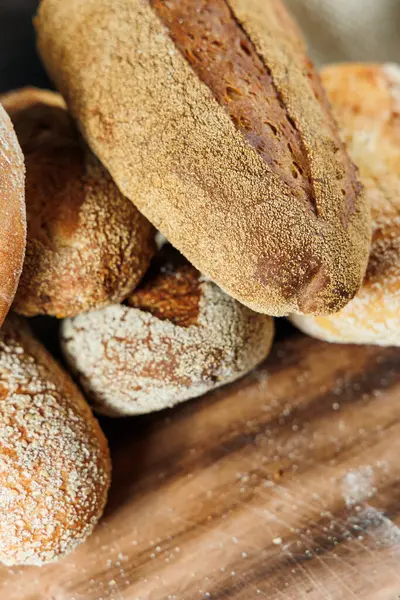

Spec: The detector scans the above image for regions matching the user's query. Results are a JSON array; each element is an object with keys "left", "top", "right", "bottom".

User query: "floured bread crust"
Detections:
[
  {"left": 60, "top": 248, "right": 274, "bottom": 416},
  {"left": 36, "top": 0, "right": 370, "bottom": 316},
  {"left": 291, "top": 63, "right": 400, "bottom": 346},
  {"left": 0, "top": 103, "right": 26, "bottom": 326},
  {"left": 0, "top": 315, "right": 111, "bottom": 566},
  {"left": 1, "top": 88, "right": 155, "bottom": 318}
]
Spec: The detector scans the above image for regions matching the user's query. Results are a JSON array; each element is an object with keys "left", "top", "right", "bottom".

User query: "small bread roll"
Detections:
[
  {"left": 36, "top": 0, "right": 371, "bottom": 317},
  {"left": 291, "top": 63, "right": 400, "bottom": 346},
  {"left": 61, "top": 248, "right": 274, "bottom": 416},
  {"left": 0, "top": 315, "right": 111, "bottom": 566},
  {"left": 1, "top": 87, "right": 155, "bottom": 318},
  {"left": 0, "top": 103, "right": 25, "bottom": 326}
]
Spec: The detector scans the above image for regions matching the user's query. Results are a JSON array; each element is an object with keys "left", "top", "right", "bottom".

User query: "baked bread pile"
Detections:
[{"left": 0, "top": 0, "right": 396, "bottom": 567}]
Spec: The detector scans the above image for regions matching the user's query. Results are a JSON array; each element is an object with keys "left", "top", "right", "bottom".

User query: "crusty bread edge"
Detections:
[{"left": 0, "top": 104, "right": 26, "bottom": 326}]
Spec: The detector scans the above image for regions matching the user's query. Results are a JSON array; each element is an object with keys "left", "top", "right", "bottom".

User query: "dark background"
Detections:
[{"left": 0, "top": 0, "right": 49, "bottom": 93}]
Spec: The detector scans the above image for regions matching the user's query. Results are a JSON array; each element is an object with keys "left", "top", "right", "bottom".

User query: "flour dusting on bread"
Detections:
[
  {"left": 61, "top": 251, "right": 274, "bottom": 416},
  {"left": 0, "top": 316, "right": 110, "bottom": 566}
]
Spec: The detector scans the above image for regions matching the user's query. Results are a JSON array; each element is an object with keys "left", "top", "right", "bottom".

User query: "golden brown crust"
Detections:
[
  {"left": 36, "top": 0, "right": 370, "bottom": 316},
  {"left": 291, "top": 63, "right": 400, "bottom": 346},
  {"left": 0, "top": 104, "right": 26, "bottom": 326},
  {"left": 127, "top": 246, "right": 201, "bottom": 327},
  {"left": 2, "top": 88, "right": 156, "bottom": 318},
  {"left": 61, "top": 249, "right": 274, "bottom": 416},
  {"left": 0, "top": 315, "right": 111, "bottom": 566}
]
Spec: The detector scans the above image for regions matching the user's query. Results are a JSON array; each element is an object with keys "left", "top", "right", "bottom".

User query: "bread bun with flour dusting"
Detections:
[
  {"left": 36, "top": 0, "right": 371, "bottom": 317},
  {"left": 0, "top": 315, "right": 110, "bottom": 566},
  {"left": 61, "top": 247, "right": 274, "bottom": 416},
  {"left": 0, "top": 103, "right": 25, "bottom": 326},
  {"left": 291, "top": 64, "right": 400, "bottom": 346},
  {"left": 1, "top": 87, "right": 155, "bottom": 318}
]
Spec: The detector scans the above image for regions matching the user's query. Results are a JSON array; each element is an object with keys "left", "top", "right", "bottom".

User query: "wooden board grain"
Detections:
[{"left": 1, "top": 330, "right": 400, "bottom": 600}]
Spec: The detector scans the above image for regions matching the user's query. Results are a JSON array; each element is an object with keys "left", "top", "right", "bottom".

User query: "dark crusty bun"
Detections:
[
  {"left": 60, "top": 247, "right": 274, "bottom": 416},
  {"left": 36, "top": 0, "right": 371, "bottom": 317},
  {"left": 0, "top": 315, "right": 110, "bottom": 566},
  {"left": 1, "top": 87, "right": 155, "bottom": 318},
  {"left": 291, "top": 63, "right": 400, "bottom": 346},
  {"left": 0, "top": 103, "right": 25, "bottom": 326}
]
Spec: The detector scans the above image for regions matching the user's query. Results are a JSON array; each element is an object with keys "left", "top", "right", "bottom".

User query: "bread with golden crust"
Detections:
[
  {"left": 0, "top": 103, "right": 25, "bottom": 326},
  {"left": 61, "top": 247, "right": 274, "bottom": 416},
  {"left": 36, "top": 0, "right": 370, "bottom": 316},
  {"left": 291, "top": 63, "right": 400, "bottom": 346},
  {"left": 0, "top": 315, "right": 111, "bottom": 566},
  {"left": 1, "top": 87, "right": 155, "bottom": 318}
]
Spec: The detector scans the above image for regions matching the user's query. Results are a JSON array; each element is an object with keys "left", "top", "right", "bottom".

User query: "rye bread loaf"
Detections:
[
  {"left": 1, "top": 87, "right": 155, "bottom": 318},
  {"left": 0, "top": 315, "right": 110, "bottom": 566},
  {"left": 36, "top": 0, "right": 371, "bottom": 316},
  {"left": 291, "top": 64, "right": 400, "bottom": 346},
  {"left": 60, "top": 247, "right": 274, "bottom": 416},
  {"left": 0, "top": 103, "right": 25, "bottom": 326}
]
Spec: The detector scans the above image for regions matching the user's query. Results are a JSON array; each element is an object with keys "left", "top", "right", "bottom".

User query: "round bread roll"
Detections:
[
  {"left": 291, "top": 63, "right": 400, "bottom": 346},
  {"left": 36, "top": 0, "right": 371, "bottom": 317},
  {"left": 0, "top": 87, "right": 155, "bottom": 318},
  {"left": 0, "top": 103, "right": 25, "bottom": 326},
  {"left": 0, "top": 315, "right": 111, "bottom": 566},
  {"left": 61, "top": 247, "right": 274, "bottom": 416}
]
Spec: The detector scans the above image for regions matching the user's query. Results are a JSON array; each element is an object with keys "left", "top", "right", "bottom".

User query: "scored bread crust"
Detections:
[
  {"left": 36, "top": 0, "right": 370, "bottom": 316},
  {"left": 291, "top": 63, "right": 400, "bottom": 346},
  {"left": 0, "top": 104, "right": 26, "bottom": 326},
  {"left": 1, "top": 87, "right": 155, "bottom": 318},
  {"left": 0, "top": 315, "right": 111, "bottom": 566},
  {"left": 60, "top": 249, "right": 274, "bottom": 416}
]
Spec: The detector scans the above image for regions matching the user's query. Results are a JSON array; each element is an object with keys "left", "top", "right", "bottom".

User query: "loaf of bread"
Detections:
[
  {"left": 1, "top": 87, "right": 155, "bottom": 318},
  {"left": 0, "top": 315, "right": 110, "bottom": 566},
  {"left": 36, "top": 0, "right": 371, "bottom": 317},
  {"left": 0, "top": 103, "right": 25, "bottom": 326},
  {"left": 291, "top": 64, "right": 400, "bottom": 346},
  {"left": 61, "top": 247, "right": 274, "bottom": 416}
]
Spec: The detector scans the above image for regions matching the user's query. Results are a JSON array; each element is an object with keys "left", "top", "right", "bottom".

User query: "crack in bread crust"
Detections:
[
  {"left": 226, "top": 0, "right": 362, "bottom": 226},
  {"left": 150, "top": 0, "right": 317, "bottom": 213}
]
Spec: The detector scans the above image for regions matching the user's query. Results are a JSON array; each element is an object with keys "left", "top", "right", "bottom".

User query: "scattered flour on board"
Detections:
[
  {"left": 341, "top": 465, "right": 400, "bottom": 549},
  {"left": 342, "top": 465, "right": 376, "bottom": 506}
]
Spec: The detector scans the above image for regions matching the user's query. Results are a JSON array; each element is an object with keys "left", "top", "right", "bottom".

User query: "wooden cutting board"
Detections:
[{"left": 1, "top": 327, "right": 400, "bottom": 600}]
